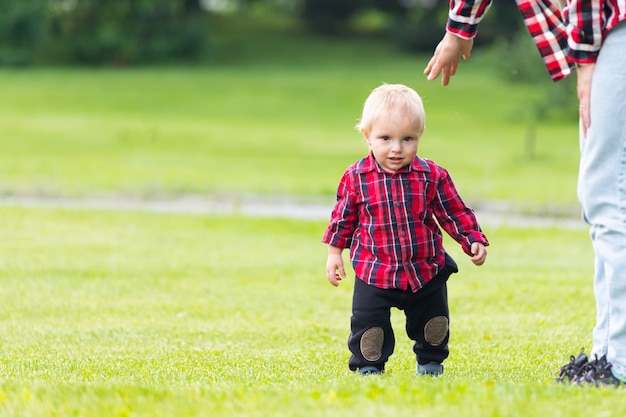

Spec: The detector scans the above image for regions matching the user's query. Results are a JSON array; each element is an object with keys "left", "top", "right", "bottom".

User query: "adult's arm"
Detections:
[{"left": 567, "top": 0, "right": 602, "bottom": 137}]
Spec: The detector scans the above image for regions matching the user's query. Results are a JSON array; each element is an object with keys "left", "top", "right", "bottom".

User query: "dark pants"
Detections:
[{"left": 347, "top": 253, "right": 457, "bottom": 371}]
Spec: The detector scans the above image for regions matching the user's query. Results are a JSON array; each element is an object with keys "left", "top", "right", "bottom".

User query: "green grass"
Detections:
[
  {"left": 0, "top": 206, "right": 620, "bottom": 417},
  {"left": 0, "top": 14, "right": 600, "bottom": 416},
  {"left": 0, "top": 14, "right": 580, "bottom": 208}
]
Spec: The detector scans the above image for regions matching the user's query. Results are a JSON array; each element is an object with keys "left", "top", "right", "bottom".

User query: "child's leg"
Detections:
[
  {"left": 348, "top": 278, "right": 397, "bottom": 372},
  {"left": 404, "top": 282, "right": 450, "bottom": 366}
]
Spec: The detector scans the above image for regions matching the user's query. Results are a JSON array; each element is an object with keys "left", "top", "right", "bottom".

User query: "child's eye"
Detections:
[
  {"left": 403, "top": 137, "right": 414, "bottom": 142},
  {"left": 381, "top": 136, "right": 390, "bottom": 141}
]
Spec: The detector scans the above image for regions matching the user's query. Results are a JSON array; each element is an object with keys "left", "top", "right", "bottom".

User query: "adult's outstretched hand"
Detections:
[{"left": 424, "top": 32, "right": 474, "bottom": 86}]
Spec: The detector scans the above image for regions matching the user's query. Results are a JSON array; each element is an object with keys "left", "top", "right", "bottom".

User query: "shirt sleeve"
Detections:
[
  {"left": 566, "top": 0, "right": 603, "bottom": 64},
  {"left": 431, "top": 166, "right": 489, "bottom": 256},
  {"left": 322, "top": 170, "right": 358, "bottom": 249},
  {"left": 518, "top": 0, "right": 574, "bottom": 81},
  {"left": 446, "top": 0, "right": 494, "bottom": 39}
]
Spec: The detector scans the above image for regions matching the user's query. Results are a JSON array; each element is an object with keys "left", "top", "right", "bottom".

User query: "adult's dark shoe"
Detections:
[
  {"left": 556, "top": 351, "right": 588, "bottom": 383},
  {"left": 572, "top": 355, "right": 623, "bottom": 387}
]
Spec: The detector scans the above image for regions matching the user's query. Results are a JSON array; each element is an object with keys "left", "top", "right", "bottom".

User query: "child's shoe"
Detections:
[
  {"left": 358, "top": 366, "right": 383, "bottom": 375},
  {"left": 416, "top": 362, "right": 443, "bottom": 376}
]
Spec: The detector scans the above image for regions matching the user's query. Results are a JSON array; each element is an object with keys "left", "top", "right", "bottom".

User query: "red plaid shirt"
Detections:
[
  {"left": 447, "top": 0, "right": 626, "bottom": 81},
  {"left": 322, "top": 154, "right": 489, "bottom": 292}
]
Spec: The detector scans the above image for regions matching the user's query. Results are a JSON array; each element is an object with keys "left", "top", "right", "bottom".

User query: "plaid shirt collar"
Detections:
[{"left": 357, "top": 153, "right": 431, "bottom": 175}]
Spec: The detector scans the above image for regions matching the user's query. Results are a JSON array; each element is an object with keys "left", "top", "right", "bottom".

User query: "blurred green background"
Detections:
[
  {"left": 0, "top": 3, "right": 607, "bottom": 416},
  {"left": 0, "top": 0, "right": 580, "bottom": 213}
]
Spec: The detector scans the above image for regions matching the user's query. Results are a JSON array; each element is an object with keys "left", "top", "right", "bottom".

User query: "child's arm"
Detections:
[
  {"left": 429, "top": 164, "right": 489, "bottom": 262},
  {"left": 326, "top": 245, "right": 346, "bottom": 287},
  {"left": 470, "top": 242, "right": 487, "bottom": 266}
]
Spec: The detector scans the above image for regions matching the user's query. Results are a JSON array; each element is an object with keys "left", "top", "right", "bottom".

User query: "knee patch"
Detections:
[
  {"left": 360, "top": 327, "right": 384, "bottom": 362},
  {"left": 424, "top": 316, "right": 448, "bottom": 346}
]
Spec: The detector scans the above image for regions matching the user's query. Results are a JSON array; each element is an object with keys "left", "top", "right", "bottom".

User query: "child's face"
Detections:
[{"left": 363, "top": 112, "right": 421, "bottom": 174}]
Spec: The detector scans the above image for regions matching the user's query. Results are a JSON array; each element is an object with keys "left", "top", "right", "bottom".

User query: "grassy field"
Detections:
[
  {"left": 0, "top": 13, "right": 606, "bottom": 417},
  {"left": 0, "top": 14, "right": 580, "bottom": 209},
  {"left": 0, "top": 206, "right": 620, "bottom": 417}
]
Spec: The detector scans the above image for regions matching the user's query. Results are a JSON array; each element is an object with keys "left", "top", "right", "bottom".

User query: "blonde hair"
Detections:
[{"left": 356, "top": 83, "right": 425, "bottom": 137}]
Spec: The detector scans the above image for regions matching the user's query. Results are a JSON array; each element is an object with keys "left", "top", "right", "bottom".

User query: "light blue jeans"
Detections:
[{"left": 577, "top": 20, "right": 626, "bottom": 378}]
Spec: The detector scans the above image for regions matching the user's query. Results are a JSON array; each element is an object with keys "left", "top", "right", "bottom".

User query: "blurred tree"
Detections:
[
  {"left": 0, "top": 0, "right": 209, "bottom": 66},
  {"left": 0, "top": 0, "right": 47, "bottom": 65},
  {"left": 0, "top": 0, "right": 530, "bottom": 65},
  {"left": 298, "top": 0, "right": 524, "bottom": 51},
  {"left": 385, "top": 0, "right": 447, "bottom": 52},
  {"left": 184, "top": 0, "right": 203, "bottom": 13},
  {"left": 300, "top": 0, "right": 362, "bottom": 34},
  {"left": 489, "top": 28, "right": 577, "bottom": 160},
  {"left": 474, "top": 0, "right": 525, "bottom": 46}
]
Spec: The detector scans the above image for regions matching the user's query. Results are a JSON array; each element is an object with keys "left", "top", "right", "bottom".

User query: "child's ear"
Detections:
[{"left": 361, "top": 130, "right": 372, "bottom": 147}]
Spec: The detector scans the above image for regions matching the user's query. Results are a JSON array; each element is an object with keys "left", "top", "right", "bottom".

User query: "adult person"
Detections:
[{"left": 424, "top": 0, "right": 626, "bottom": 386}]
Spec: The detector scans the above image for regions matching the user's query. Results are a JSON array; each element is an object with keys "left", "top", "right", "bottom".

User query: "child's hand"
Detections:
[
  {"left": 470, "top": 242, "right": 487, "bottom": 266},
  {"left": 326, "top": 254, "right": 346, "bottom": 287}
]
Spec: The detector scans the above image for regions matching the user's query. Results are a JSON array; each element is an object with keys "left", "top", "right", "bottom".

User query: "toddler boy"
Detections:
[{"left": 323, "top": 83, "right": 489, "bottom": 375}]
